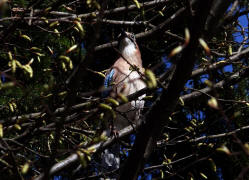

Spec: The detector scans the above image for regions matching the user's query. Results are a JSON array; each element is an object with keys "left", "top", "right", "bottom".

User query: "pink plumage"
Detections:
[
  {"left": 106, "top": 31, "right": 146, "bottom": 130},
  {"left": 101, "top": 31, "right": 146, "bottom": 174}
]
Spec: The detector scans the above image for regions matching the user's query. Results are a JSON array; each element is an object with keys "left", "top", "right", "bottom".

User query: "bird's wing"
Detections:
[{"left": 102, "top": 68, "right": 115, "bottom": 97}]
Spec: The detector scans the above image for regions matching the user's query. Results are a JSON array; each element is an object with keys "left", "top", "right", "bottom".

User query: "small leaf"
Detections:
[
  {"left": 12, "top": 102, "right": 17, "bottom": 109},
  {"left": 233, "top": 111, "right": 241, "bottom": 118},
  {"left": 106, "top": 97, "right": 119, "bottom": 106},
  {"left": 54, "top": 29, "right": 60, "bottom": 37},
  {"left": 76, "top": 151, "right": 87, "bottom": 168},
  {"left": 228, "top": 45, "right": 233, "bottom": 55},
  {"left": 15, "top": 60, "right": 22, "bottom": 68},
  {"left": 58, "top": 91, "right": 67, "bottom": 96},
  {"left": 66, "top": 44, "right": 78, "bottom": 53},
  {"left": 204, "top": 80, "right": 213, "bottom": 87},
  {"left": 47, "top": 46, "right": 54, "bottom": 55},
  {"left": 91, "top": 12, "right": 97, "bottom": 17},
  {"left": 142, "top": 95, "right": 153, "bottom": 100},
  {"left": 33, "top": 52, "right": 45, "bottom": 56},
  {"left": 216, "top": 60, "right": 226, "bottom": 65},
  {"left": 8, "top": 51, "right": 12, "bottom": 61},
  {"left": 9, "top": 103, "right": 14, "bottom": 112},
  {"left": 21, "top": 35, "right": 31, "bottom": 42},
  {"left": 69, "top": 61, "right": 73, "bottom": 70},
  {"left": 64, "top": 5, "right": 73, "bottom": 11},
  {"left": 49, "top": 21, "right": 59, "bottom": 28},
  {"left": 61, "top": 62, "right": 67, "bottom": 72},
  {"left": 99, "top": 113, "right": 104, "bottom": 120},
  {"left": 59, "top": 55, "right": 71, "bottom": 62},
  {"left": 216, "top": 145, "right": 231, "bottom": 155},
  {"left": 73, "top": 26, "right": 79, "bottom": 32},
  {"left": 160, "top": 170, "right": 164, "bottom": 179},
  {"left": 11, "top": 59, "right": 16, "bottom": 73},
  {"left": 208, "top": 143, "right": 214, "bottom": 148},
  {"left": 0, "top": 124, "right": 3, "bottom": 138},
  {"left": 100, "top": 133, "right": 108, "bottom": 141},
  {"left": 244, "top": 143, "right": 249, "bottom": 154},
  {"left": 21, "top": 163, "right": 29, "bottom": 174},
  {"left": 96, "top": 71, "right": 105, "bottom": 78},
  {"left": 117, "top": 93, "right": 128, "bottom": 103},
  {"left": 14, "top": 124, "right": 21, "bottom": 131},
  {"left": 164, "top": 133, "right": 169, "bottom": 141},
  {"left": 30, "top": 47, "right": 42, "bottom": 52},
  {"left": 0, "top": 158, "right": 11, "bottom": 168},
  {"left": 198, "top": 143, "right": 204, "bottom": 147},
  {"left": 185, "top": 28, "right": 190, "bottom": 45},
  {"left": 200, "top": 172, "right": 208, "bottom": 179},
  {"left": 169, "top": 46, "right": 183, "bottom": 57},
  {"left": 184, "top": 126, "right": 194, "bottom": 132},
  {"left": 50, "top": 133, "right": 54, "bottom": 140},
  {"left": 0, "top": 82, "right": 15, "bottom": 90},
  {"left": 188, "top": 172, "right": 194, "bottom": 180},
  {"left": 133, "top": 0, "right": 140, "bottom": 9},
  {"left": 145, "top": 69, "right": 157, "bottom": 89},
  {"left": 15, "top": 60, "right": 23, "bottom": 68},
  {"left": 44, "top": 7, "right": 52, "bottom": 12},
  {"left": 208, "top": 158, "right": 216, "bottom": 172},
  {"left": 158, "top": 11, "right": 164, "bottom": 16},
  {"left": 166, "top": 158, "right": 171, "bottom": 164},
  {"left": 111, "top": 110, "right": 117, "bottom": 119},
  {"left": 99, "top": 103, "right": 112, "bottom": 111},
  {"left": 199, "top": 38, "right": 210, "bottom": 55},
  {"left": 27, "top": 58, "right": 34, "bottom": 65},
  {"left": 201, "top": 57, "right": 209, "bottom": 62},
  {"left": 208, "top": 97, "right": 219, "bottom": 110},
  {"left": 23, "top": 64, "right": 33, "bottom": 78},
  {"left": 74, "top": 21, "right": 84, "bottom": 32},
  {"left": 41, "top": 17, "right": 48, "bottom": 23},
  {"left": 93, "top": 1, "right": 101, "bottom": 10},
  {"left": 179, "top": 97, "right": 184, "bottom": 106},
  {"left": 86, "top": 0, "right": 92, "bottom": 6},
  {"left": 190, "top": 119, "right": 197, "bottom": 127}
]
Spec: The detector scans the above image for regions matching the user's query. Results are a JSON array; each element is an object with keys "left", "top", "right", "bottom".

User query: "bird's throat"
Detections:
[{"left": 122, "top": 43, "right": 137, "bottom": 62}]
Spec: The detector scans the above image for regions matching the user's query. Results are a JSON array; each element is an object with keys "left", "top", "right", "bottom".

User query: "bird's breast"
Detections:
[{"left": 115, "top": 70, "right": 145, "bottom": 96}]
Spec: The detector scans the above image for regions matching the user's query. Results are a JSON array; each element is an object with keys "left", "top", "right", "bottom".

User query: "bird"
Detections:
[
  {"left": 103, "top": 30, "right": 146, "bottom": 131},
  {"left": 101, "top": 31, "right": 146, "bottom": 175}
]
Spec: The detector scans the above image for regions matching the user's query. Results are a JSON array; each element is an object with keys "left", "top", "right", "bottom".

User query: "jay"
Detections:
[
  {"left": 101, "top": 31, "right": 146, "bottom": 173},
  {"left": 104, "top": 31, "right": 146, "bottom": 131}
]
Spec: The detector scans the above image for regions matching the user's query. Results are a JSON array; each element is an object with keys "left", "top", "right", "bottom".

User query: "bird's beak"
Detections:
[
  {"left": 120, "top": 30, "right": 127, "bottom": 37},
  {"left": 118, "top": 29, "right": 127, "bottom": 40}
]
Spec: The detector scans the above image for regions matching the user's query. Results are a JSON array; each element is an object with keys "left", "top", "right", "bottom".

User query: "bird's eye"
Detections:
[{"left": 130, "top": 34, "right": 135, "bottom": 41}]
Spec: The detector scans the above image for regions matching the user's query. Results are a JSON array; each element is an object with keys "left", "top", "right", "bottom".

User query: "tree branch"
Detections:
[
  {"left": 119, "top": 0, "right": 214, "bottom": 179},
  {"left": 33, "top": 66, "right": 249, "bottom": 179}
]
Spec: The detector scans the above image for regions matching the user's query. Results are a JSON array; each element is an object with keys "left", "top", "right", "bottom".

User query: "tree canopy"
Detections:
[{"left": 0, "top": 0, "right": 249, "bottom": 179}]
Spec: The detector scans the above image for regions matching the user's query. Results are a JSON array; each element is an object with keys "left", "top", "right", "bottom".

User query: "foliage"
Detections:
[{"left": 0, "top": 0, "right": 249, "bottom": 179}]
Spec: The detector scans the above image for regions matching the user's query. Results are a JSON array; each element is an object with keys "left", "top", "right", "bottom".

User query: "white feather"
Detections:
[{"left": 121, "top": 37, "right": 136, "bottom": 59}]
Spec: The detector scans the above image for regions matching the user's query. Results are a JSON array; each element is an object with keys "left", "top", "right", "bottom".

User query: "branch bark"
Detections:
[
  {"left": 34, "top": 125, "right": 134, "bottom": 180},
  {"left": 119, "top": 1, "right": 230, "bottom": 179},
  {"left": 33, "top": 66, "right": 249, "bottom": 179}
]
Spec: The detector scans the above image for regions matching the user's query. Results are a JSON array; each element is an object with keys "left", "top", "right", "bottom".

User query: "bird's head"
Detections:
[
  {"left": 118, "top": 31, "right": 138, "bottom": 58},
  {"left": 118, "top": 31, "right": 136, "bottom": 47}
]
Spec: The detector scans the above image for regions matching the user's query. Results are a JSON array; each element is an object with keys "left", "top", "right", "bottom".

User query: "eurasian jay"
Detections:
[
  {"left": 101, "top": 31, "right": 146, "bottom": 174},
  {"left": 104, "top": 31, "right": 146, "bottom": 131}
]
